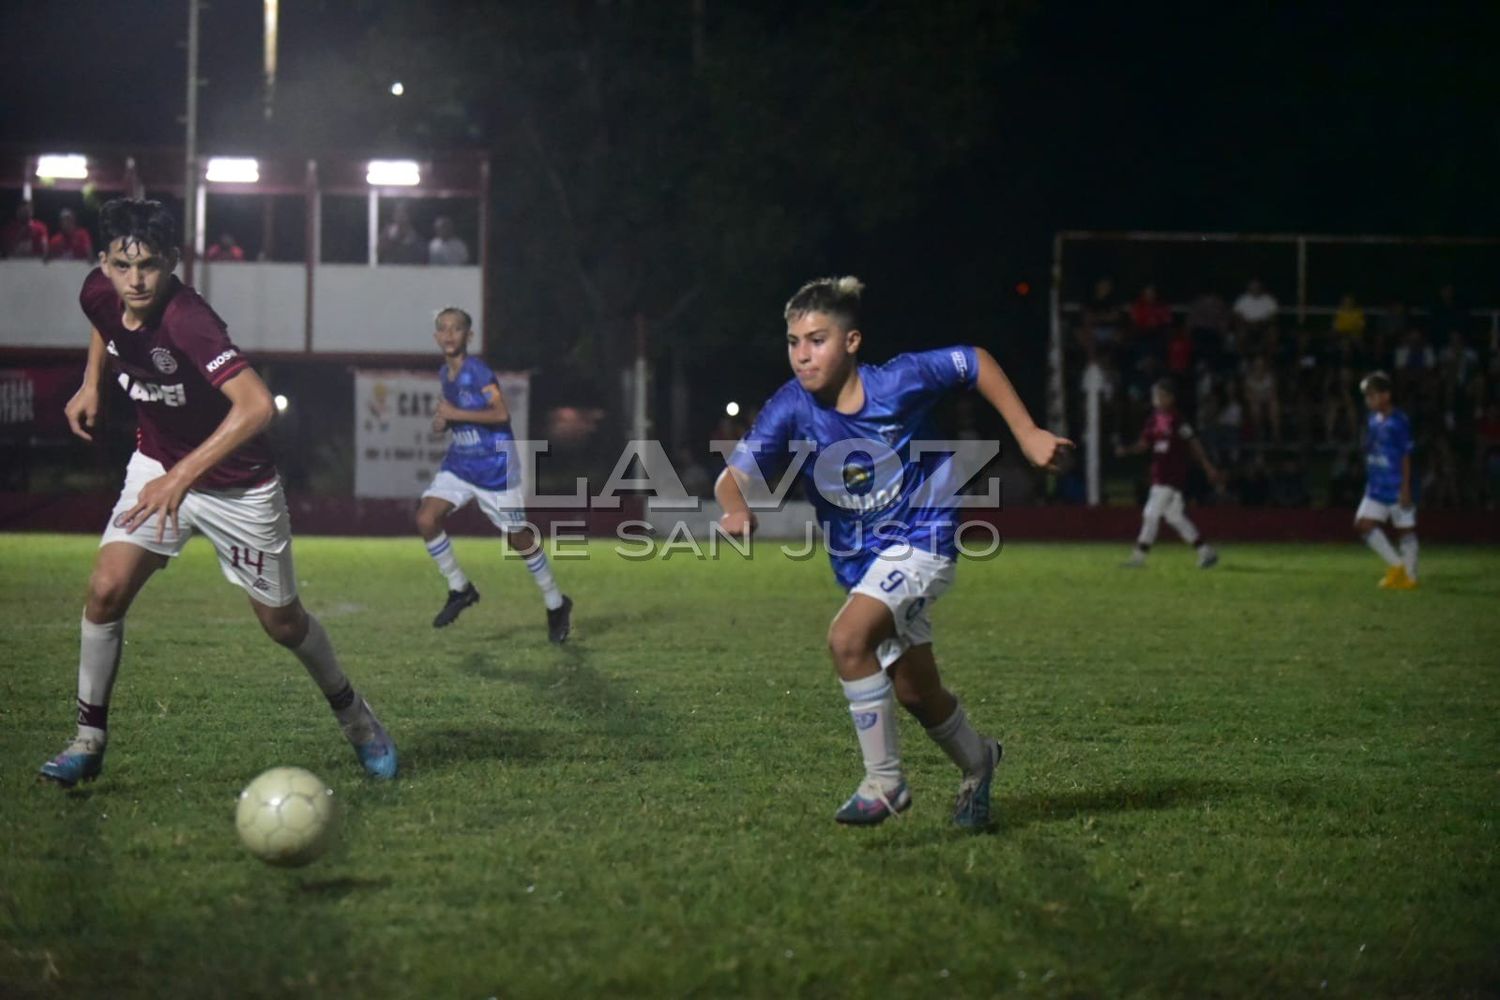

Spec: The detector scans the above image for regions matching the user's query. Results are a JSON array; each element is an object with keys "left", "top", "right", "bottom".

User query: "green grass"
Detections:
[{"left": 1, "top": 534, "right": 1497, "bottom": 998}]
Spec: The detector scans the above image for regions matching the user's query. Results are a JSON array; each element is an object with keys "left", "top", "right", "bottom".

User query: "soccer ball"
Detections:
[{"left": 235, "top": 766, "right": 338, "bottom": 867}]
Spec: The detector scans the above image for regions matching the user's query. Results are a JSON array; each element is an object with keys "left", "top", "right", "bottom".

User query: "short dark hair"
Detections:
[
  {"left": 436, "top": 306, "right": 473, "bottom": 331},
  {"left": 785, "top": 276, "right": 864, "bottom": 331},
  {"left": 99, "top": 199, "right": 179, "bottom": 256},
  {"left": 1360, "top": 370, "right": 1393, "bottom": 394}
]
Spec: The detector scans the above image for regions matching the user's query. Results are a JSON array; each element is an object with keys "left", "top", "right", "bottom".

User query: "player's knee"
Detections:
[
  {"left": 415, "top": 508, "right": 442, "bottom": 539},
  {"left": 1354, "top": 518, "right": 1375, "bottom": 536},
  {"left": 826, "top": 622, "right": 874, "bottom": 669},
  {"left": 258, "top": 603, "right": 307, "bottom": 647},
  {"left": 507, "top": 528, "right": 538, "bottom": 555},
  {"left": 86, "top": 567, "right": 134, "bottom": 621}
]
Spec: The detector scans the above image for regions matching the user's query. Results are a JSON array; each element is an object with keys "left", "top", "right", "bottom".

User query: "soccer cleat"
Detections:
[
  {"left": 1121, "top": 550, "right": 1148, "bottom": 568},
  {"left": 834, "top": 778, "right": 912, "bottom": 826},
  {"left": 1197, "top": 546, "right": 1219, "bottom": 569},
  {"left": 1381, "top": 565, "right": 1418, "bottom": 590},
  {"left": 341, "top": 700, "right": 398, "bottom": 780},
  {"left": 37, "top": 736, "right": 106, "bottom": 788},
  {"left": 432, "top": 583, "right": 480, "bottom": 628},
  {"left": 953, "top": 738, "right": 1003, "bottom": 830},
  {"left": 547, "top": 595, "right": 573, "bottom": 644}
]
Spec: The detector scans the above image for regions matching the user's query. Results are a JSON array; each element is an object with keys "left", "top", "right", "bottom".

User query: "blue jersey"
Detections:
[
  {"left": 1363, "top": 408, "right": 1411, "bottom": 504},
  {"left": 439, "top": 357, "right": 515, "bottom": 491},
  {"left": 729, "top": 346, "right": 980, "bottom": 590}
]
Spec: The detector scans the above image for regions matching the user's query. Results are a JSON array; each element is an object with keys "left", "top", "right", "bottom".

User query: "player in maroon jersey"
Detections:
[
  {"left": 37, "top": 199, "right": 397, "bottom": 786},
  {"left": 1116, "top": 379, "right": 1223, "bottom": 568}
]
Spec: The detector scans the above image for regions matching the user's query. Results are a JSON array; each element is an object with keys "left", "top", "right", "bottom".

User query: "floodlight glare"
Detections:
[
  {"left": 273, "top": 394, "right": 289, "bottom": 414},
  {"left": 390, "top": 81, "right": 405, "bottom": 96},
  {"left": 725, "top": 401, "right": 741, "bottom": 417},
  {"left": 366, "top": 159, "right": 421, "bottom": 186},
  {"left": 206, "top": 157, "right": 260, "bottom": 184},
  {"left": 36, "top": 154, "right": 88, "bottom": 180}
]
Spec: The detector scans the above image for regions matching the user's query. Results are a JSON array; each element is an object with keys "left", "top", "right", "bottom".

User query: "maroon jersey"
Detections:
[
  {"left": 1142, "top": 408, "right": 1195, "bottom": 489},
  {"left": 79, "top": 269, "right": 276, "bottom": 489}
]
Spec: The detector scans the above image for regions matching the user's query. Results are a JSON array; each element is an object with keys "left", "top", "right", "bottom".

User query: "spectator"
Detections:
[
  {"left": 1376, "top": 300, "right": 1409, "bottom": 340},
  {"left": 1213, "top": 380, "right": 1244, "bottom": 463},
  {"left": 1421, "top": 435, "right": 1461, "bottom": 509},
  {"left": 205, "top": 232, "right": 245, "bottom": 262},
  {"left": 1243, "top": 354, "right": 1281, "bottom": 443},
  {"left": 1080, "top": 276, "right": 1125, "bottom": 357},
  {"left": 1166, "top": 325, "right": 1193, "bottom": 378},
  {"left": 0, "top": 201, "right": 48, "bottom": 258},
  {"left": 1186, "top": 290, "right": 1229, "bottom": 371},
  {"left": 46, "top": 208, "right": 93, "bottom": 260},
  {"left": 1394, "top": 327, "right": 1435, "bottom": 372},
  {"left": 427, "top": 216, "right": 470, "bottom": 265},
  {"left": 378, "top": 203, "right": 427, "bottom": 264},
  {"left": 1428, "top": 283, "right": 1466, "bottom": 341},
  {"left": 1130, "top": 283, "right": 1172, "bottom": 334},
  {"left": 1439, "top": 330, "right": 1479, "bottom": 394},
  {"left": 1331, "top": 293, "right": 1366, "bottom": 338},
  {"left": 1232, "top": 277, "right": 1279, "bottom": 329},
  {"left": 1323, "top": 339, "right": 1360, "bottom": 444},
  {"left": 1478, "top": 400, "right": 1500, "bottom": 508},
  {"left": 1270, "top": 457, "right": 1310, "bottom": 507}
]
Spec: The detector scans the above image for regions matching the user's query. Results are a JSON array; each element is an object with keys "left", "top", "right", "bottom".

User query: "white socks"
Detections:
[
  {"left": 1399, "top": 533, "right": 1419, "bottom": 580},
  {"left": 291, "top": 615, "right": 361, "bottom": 726},
  {"left": 1363, "top": 527, "right": 1402, "bottom": 567},
  {"left": 76, "top": 615, "right": 124, "bottom": 743},
  {"left": 841, "top": 672, "right": 903, "bottom": 793},
  {"left": 522, "top": 550, "right": 564, "bottom": 611},
  {"left": 425, "top": 533, "right": 470, "bottom": 591},
  {"left": 925, "top": 701, "right": 988, "bottom": 775}
]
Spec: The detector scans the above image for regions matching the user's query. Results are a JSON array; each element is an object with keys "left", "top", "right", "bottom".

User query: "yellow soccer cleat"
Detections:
[
  {"left": 1378, "top": 565, "right": 1403, "bottom": 589},
  {"left": 1389, "top": 566, "right": 1419, "bottom": 590}
]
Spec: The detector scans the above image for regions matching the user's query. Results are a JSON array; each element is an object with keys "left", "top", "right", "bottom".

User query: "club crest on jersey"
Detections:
[
  {"left": 842, "top": 462, "right": 874, "bottom": 493},
  {"left": 150, "top": 347, "right": 178, "bottom": 374}
]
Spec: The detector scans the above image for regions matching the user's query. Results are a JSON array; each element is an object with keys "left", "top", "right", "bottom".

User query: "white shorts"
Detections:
[
  {"left": 849, "top": 543, "right": 957, "bottom": 670},
  {"left": 1355, "top": 496, "right": 1416, "bottom": 530},
  {"left": 422, "top": 470, "right": 528, "bottom": 533},
  {"left": 101, "top": 451, "right": 297, "bottom": 607},
  {"left": 1143, "top": 483, "right": 1185, "bottom": 521}
]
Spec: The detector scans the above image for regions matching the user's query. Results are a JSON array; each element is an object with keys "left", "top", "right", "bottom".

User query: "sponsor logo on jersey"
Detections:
[
  {"left": 252, "top": 577, "right": 270, "bottom": 592},
  {"left": 150, "top": 347, "right": 178, "bottom": 374},
  {"left": 117, "top": 372, "right": 187, "bottom": 407},
  {"left": 105, "top": 341, "right": 120, "bottom": 357},
  {"left": 950, "top": 350, "right": 969, "bottom": 380},
  {"left": 206, "top": 349, "right": 239, "bottom": 373}
]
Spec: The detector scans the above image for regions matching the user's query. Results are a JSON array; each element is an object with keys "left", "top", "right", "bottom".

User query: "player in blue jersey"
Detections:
[
  {"left": 715, "top": 277, "right": 1072, "bottom": 828},
  {"left": 1354, "top": 371, "right": 1419, "bottom": 589},
  {"left": 415, "top": 308, "right": 573, "bottom": 639}
]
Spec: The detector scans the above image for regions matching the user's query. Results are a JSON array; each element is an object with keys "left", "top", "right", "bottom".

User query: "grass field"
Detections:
[{"left": 1, "top": 533, "right": 1497, "bottom": 998}]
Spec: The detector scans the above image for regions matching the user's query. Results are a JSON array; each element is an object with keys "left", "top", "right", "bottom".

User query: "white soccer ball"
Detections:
[{"left": 235, "top": 766, "right": 338, "bottom": 867}]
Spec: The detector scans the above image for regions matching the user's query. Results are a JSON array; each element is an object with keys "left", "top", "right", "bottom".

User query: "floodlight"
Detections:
[
  {"left": 36, "top": 154, "right": 88, "bottom": 180},
  {"left": 366, "top": 160, "right": 420, "bottom": 186}
]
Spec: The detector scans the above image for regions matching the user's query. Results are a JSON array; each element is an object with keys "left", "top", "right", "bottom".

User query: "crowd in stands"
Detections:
[
  {"left": 378, "top": 203, "right": 470, "bottom": 265},
  {"left": 0, "top": 202, "right": 94, "bottom": 260},
  {"left": 1074, "top": 277, "right": 1500, "bottom": 509}
]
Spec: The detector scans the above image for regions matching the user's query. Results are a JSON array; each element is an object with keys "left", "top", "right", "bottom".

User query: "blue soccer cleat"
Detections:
[
  {"left": 342, "top": 700, "right": 398, "bottom": 780},
  {"left": 834, "top": 778, "right": 912, "bottom": 826},
  {"left": 952, "top": 738, "right": 1003, "bottom": 830},
  {"left": 37, "top": 736, "right": 106, "bottom": 788}
]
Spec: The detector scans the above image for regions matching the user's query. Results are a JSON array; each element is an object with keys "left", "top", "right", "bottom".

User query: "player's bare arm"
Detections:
[
  {"left": 119, "top": 368, "right": 276, "bottom": 541},
  {"left": 973, "top": 347, "right": 1073, "bottom": 470},
  {"left": 1189, "top": 437, "right": 1225, "bottom": 488},
  {"left": 435, "top": 382, "right": 510, "bottom": 426},
  {"left": 714, "top": 466, "right": 758, "bottom": 536},
  {"left": 65, "top": 326, "right": 109, "bottom": 441}
]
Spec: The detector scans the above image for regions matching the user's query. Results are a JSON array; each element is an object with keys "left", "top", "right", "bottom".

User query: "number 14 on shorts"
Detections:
[{"left": 229, "top": 545, "right": 266, "bottom": 574}]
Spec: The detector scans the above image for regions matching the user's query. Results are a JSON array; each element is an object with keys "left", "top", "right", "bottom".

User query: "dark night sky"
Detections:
[{"left": 6, "top": 1, "right": 1493, "bottom": 229}]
